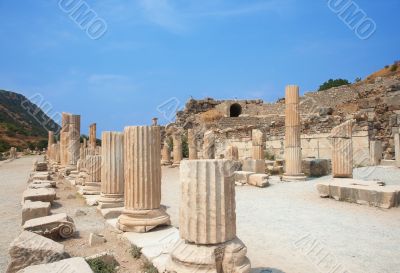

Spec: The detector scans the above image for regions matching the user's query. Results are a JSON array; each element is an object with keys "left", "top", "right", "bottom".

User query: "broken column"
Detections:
[
  {"left": 161, "top": 139, "right": 172, "bottom": 165},
  {"left": 188, "top": 129, "right": 198, "bottom": 160},
  {"left": 331, "top": 120, "right": 355, "bottom": 178},
  {"left": 9, "top": 147, "right": 17, "bottom": 159},
  {"left": 117, "top": 126, "right": 170, "bottom": 232},
  {"left": 82, "top": 155, "right": 102, "bottom": 194},
  {"left": 202, "top": 130, "right": 215, "bottom": 159},
  {"left": 252, "top": 129, "right": 265, "bottom": 160},
  {"left": 47, "top": 131, "right": 54, "bottom": 158},
  {"left": 225, "top": 145, "right": 239, "bottom": 160},
  {"left": 395, "top": 133, "right": 400, "bottom": 168},
  {"left": 67, "top": 114, "right": 80, "bottom": 166},
  {"left": 167, "top": 159, "right": 251, "bottom": 273},
  {"left": 172, "top": 133, "right": 182, "bottom": 166},
  {"left": 283, "top": 85, "right": 306, "bottom": 181},
  {"left": 89, "top": 123, "right": 97, "bottom": 149},
  {"left": 60, "top": 112, "right": 70, "bottom": 166},
  {"left": 98, "top": 132, "right": 124, "bottom": 209},
  {"left": 370, "top": 140, "right": 383, "bottom": 166}
]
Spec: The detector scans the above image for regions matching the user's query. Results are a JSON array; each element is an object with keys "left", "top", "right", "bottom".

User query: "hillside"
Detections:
[{"left": 0, "top": 90, "right": 61, "bottom": 152}]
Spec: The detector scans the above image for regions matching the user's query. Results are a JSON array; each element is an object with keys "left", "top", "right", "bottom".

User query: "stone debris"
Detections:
[
  {"left": 234, "top": 171, "right": 254, "bottom": 186},
  {"left": 248, "top": 174, "right": 269, "bottom": 188},
  {"left": 23, "top": 213, "right": 75, "bottom": 239},
  {"left": 89, "top": 233, "right": 106, "bottom": 247},
  {"left": 316, "top": 179, "right": 400, "bottom": 209},
  {"left": 17, "top": 257, "right": 93, "bottom": 273},
  {"left": 22, "top": 201, "right": 51, "bottom": 225},
  {"left": 33, "top": 161, "right": 48, "bottom": 172},
  {"left": 22, "top": 188, "right": 56, "bottom": 204},
  {"left": 301, "top": 158, "right": 330, "bottom": 177},
  {"left": 31, "top": 179, "right": 56, "bottom": 187},
  {"left": 29, "top": 172, "right": 51, "bottom": 182},
  {"left": 6, "top": 231, "right": 69, "bottom": 273},
  {"left": 242, "top": 159, "right": 265, "bottom": 174}
]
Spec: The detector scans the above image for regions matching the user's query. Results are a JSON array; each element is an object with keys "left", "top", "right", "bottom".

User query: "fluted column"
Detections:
[
  {"left": 60, "top": 113, "right": 71, "bottom": 166},
  {"left": 225, "top": 145, "right": 239, "bottom": 160},
  {"left": 89, "top": 123, "right": 97, "bottom": 149},
  {"left": 98, "top": 132, "right": 124, "bottom": 209},
  {"left": 117, "top": 126, "right": 170, "bottom": 233},
  {"left": 82, "top": 155, "right": 102, "bottom": 194},
  {"left": 167, "top": 159, "right": 250, "bottom": 273},
  {"left": 172, "top": 133, "right": 182, "bottom": 166},
  {"left": 252, "top": 129, "right": 264, "bottom": 160},
  {"left": 188, "top": 129, "right": 198, "bottom": 160},
  {"left": 67, "top": 114, "right": 80, "bottom": 166},
  {"left": 54, "top": 143, "right": 60, "bottom": 163},
  {"left": 202, "top": 130, "right": 215, "bottom": 159},
  {"left": 47, "top": 131, "right": 54, "bottom": 158},
  {"left": 161, "top": 139, "right": 172, "bottom": 165},
  {"left": 331, "top": 120, "right": 354, "bottom": 178},
  {"left": 283, "top": 85, "right": 306, "bottom": 181}
]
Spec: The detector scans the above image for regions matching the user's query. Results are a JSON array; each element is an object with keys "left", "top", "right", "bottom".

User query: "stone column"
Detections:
[
  {"left": 202, "top": 130, "right": 215, "bottom": 159},
  {"left": 47, "top": 131, "right": 54, "bottom": 158},
  {"left": 60, "top": 113, "right": 71, "bottom": 166},
  {"left": 252, "top": 129, "right": 264, "bottom": 160},
  {"left": 331, "top": 120, "right": 354, "bottom": 178},
  {"left": 89, "top": 123, "right": 97, "bottom": 149},
  {"left": 172, "top": 133, "right": 182, "bottom": 166},
  {"left": 67, "top": 114, "right": 80, "bottom": 166},
  {"left": 395, "top": 133, "right": 400, "bottom": 168},
  {"left": 98, "top": 132, "right": 124, "bottom": 209},
  {"left": 370, "top": 140, "right": 382, "bottom": 166},
  {"left": 161, "top": 139, "right": 172, "bottom": 165},
  {"left": 54, "top": 143, "right": 60, "bottom": 163},
  {"left": 9, "top": 147, "right": 17, "bottom": 159},
  {"left": 82, "top": 155, "right": 102, "bottom": 194},
  {"left": 167, "top": 159, "right": 251, "bottom": 273},
  {"left": 283, "top": 85, "right": 306, "bottom": 181},
  {"left": 117, "top": 126, "right": 170, "bottom": 233},
  {"left": 225, "top": 145, "right": 239, "bottom": 160},
  {"left": 188, "top": 129, "right": 198, "bottom": 160}
]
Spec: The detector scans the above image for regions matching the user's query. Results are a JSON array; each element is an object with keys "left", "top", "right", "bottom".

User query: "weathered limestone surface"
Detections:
[
  {"left": 301, "top": 158, "right": 330, "bottom": 177},
  {"left": 242, "top": 159, "right": 264, "bottom": 174},
  {"left": 22, "top": 201, "right": 51, "bottom": 225},
  {"left": 252, "top": 129, "right": 264, "bottom": 160},
  {"left": 167, "top": 159, "right": 250, "bottom": 273},
  {"left": 60, "top": 113, "right": 70, "bottom": 166},
  {"left": 395, "top": 133, "right": 400, "bottom": 168},
  {"left": 89, "top": 123, "right": 97, "bottom": 149},
  {"left": 202, "top": 130, "right": 215, "bottom": 159},
  {"left": 172, "top": 133, "right": 182, "bottom": 166},
  {"left": 9, "top": 147, "right": 17, "bottom": 159},
  {"left": 98, "top": 132, "right": 124, "bottom": 209},
  {"left": 117, "top": 126, "right": 170, "bottom": 233},
  {"left": 22, "top": 188, "right": 56, "bottom": 203},
  {"left": 331, "top": 120, "right": 354, "bottom": 178},
  {"left": 6, "top": 231, "right": 69, "bottom": 273},
  {"left": 370, "top": 140, "right": 383, "bottom": 166},
  {"left": 82, "top": 155, "right": 101, "bottom": 195},
  {"left": 18, "top": 257, "right": 92, "bottom": 273},
  {"left": 67, "top": 114, "right": 81, "bottom": 166},
  {"left": 283, "top": 85, "right": 306, "bottom": 181},
  {"left": 248, "top": 174, "right": 269, "bottom": 188},
  {"left": 317, "top": 179, "right": 400, "bottom": 209},
  {"left": 47, "top": 131, "right": 54, "bottom": 158},
  {"left": 23, "top": 213, "right": 75, "bottom": 239},
  {"left": 188, "top": 129, "right": 198, "bottom": 160},
  {"left": 225, "top": 145, "right": 239, "bottom": 160},
  {"left": 161, "top": 140, "right": 172, "bottom": 165},
  {"left": 234, "top": 171, "right": 254, "bottom": 186}
]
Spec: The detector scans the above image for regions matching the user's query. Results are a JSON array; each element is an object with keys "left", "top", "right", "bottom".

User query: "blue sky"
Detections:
[{"left": 0, "top": 0, "right": 398, "bottom": 135}]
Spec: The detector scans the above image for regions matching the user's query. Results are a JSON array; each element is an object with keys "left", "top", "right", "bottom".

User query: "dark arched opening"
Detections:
[{"left": 230, "top": 103, "right": 242, "bottom": 117}]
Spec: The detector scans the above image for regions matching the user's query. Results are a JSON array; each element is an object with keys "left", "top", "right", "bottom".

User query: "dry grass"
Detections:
[{"left": 200, "top": 109, "right": 224, "bottom": 123}]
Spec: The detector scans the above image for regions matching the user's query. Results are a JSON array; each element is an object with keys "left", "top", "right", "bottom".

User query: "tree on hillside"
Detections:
[{"left": 318, "top": 79, "right": 350, "bottom": 91}]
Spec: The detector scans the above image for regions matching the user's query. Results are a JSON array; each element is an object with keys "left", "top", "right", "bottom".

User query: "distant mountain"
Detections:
[{"left": 0, "top": 90, "right": 61, "bottom": 152}]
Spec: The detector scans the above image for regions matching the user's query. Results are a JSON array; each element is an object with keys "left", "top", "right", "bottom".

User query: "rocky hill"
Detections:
[{"left": 0, "top": 90, "right": 61, "bottom": 152}]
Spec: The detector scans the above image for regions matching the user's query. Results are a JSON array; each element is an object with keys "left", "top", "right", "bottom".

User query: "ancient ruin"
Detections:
[{"left": 330, "top": 120, "right": 355, "bottom": 178}]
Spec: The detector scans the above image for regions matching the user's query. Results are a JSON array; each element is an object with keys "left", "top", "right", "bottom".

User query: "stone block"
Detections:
[
  {"left": 17, "top": 257, "right": 92, "bottom": 273},
  {"left": 33, "top": 162, "right": 48, "bottom": 172},
  {"left": 22, "top": 201, "right": 51, "bottom": 225},
  {"left": 6, "top": 231, "right": 69, "bottom": 273},
  {"left": 316, "top": 179, "right": 400, "bottom": 209},
  {"left": 22, "top": 188, "right": 56, "bottom": 204},
  {"left": 31, "top": 180, "right": 56, "bottom": 187},
  {"left": 29, "top": 172, "right": 51, "bottom": 182},
  {"left": 248, "top": 174, "right": 269, "bottom": 188},
  {"left": 242, "top": 159, "right": 265, "bottom": 173},
  {"left": 234, "top": 171, "right": 254, "bottom": 185},
  {"left": 28, "top": 182, "right": 53, "bottom": 189},
  {"left": 23, "top": 213, "right": 75, "bottom": 239},
  {"left": 301, "top": 158, "right": 330, "bottom": 177},
  {"left": 89, "top": 233, "right": 106, "bottom": 246}
]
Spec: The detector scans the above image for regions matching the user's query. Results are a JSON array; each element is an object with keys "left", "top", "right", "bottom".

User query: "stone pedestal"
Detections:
[
  {"left": 82, "top": 155, "right": 101, "bottom": 194},
  {"left": 117, "top": 126, "right": 170, "bottom": 233},
  {"left": 188, "top": 129, "right": 198, "bottom": 160},
  {"left": 89, "top": 123, "right": 97, "bottom": 149},
  {"left": 370, "top": 140, "right": 383, "bottom": 166},
  {"left": 225, "top": 145, "right": 239, "bottom": 160},
  {"left": 395, "top": 133, "right": 400, "bottom": 168},
  {"left": 283, "top": 85, "right": 306, "bottom": 181},
  {"left": 252, "top": 129, "right": 264, "bottom": 160},
  {"left": 331, "top": 120, "right": 354, "bottom": 178},
  {"left": 98, "top": 132, "right": 124, "bottom": 209},
  {"left": 172, "top": 133, "right": 182, "bottom": 166},
  {"left": 202, "top": 130, "right": 215, "bottom": 159},
  {"left": 166, "top": 159, "right": 251, "bottom": 273}
]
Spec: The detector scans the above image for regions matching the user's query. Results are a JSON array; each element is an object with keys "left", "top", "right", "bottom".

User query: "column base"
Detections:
[
  {"left": 161, "top": 160, "right": 172, "bottom": 166},
  {"left": 166, "top": 237, "right": 251, "bottom": 273},
  {"left": 82, "top": 182, "right": 101, "bottom": 195},
  {"left": 117, "top": 207, "right": 171, "bottom": 233},
  {"left": 97, "top": 193, "right": 124, "bottom": 209},
  {"left": 282, "top": 173, "right": 307, "bottom": 182}
]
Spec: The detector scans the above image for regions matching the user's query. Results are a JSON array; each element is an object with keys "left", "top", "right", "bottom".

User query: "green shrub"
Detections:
[
  {"left": 0, "top": 139, "right": 11, "bottom": 153},
  {"left": 87, "top": 258, "right": 117, "bottom": 273},
  {"left": 264, "top": 150, "right": 275, "bottom": 161},
  {"left": 130, "top": 245, "right": 142, "bottom": 259},
  {"left": 142, "top": 261, "right": 158, "bottom": 273},
  {"left": 391, "top": 64, "right": 398, "bottom": 72},
  {"left": 318, "top": 79, "right": 350, "bottom": 91},
  {"left": 182, "top": 135, "right": 189, "bottom": 158}
]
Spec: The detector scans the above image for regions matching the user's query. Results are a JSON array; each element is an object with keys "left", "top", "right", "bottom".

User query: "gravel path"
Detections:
[
  {"left": 0, "top": 156, "right": 38, "bottom": 272},
  {"left": 161, "top": 165, "right": 400, "bottom": 273}
]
